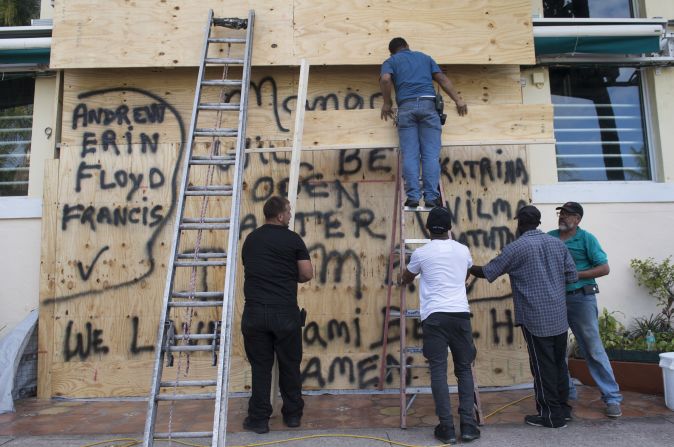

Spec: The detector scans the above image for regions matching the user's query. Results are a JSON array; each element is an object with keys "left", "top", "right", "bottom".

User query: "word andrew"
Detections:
[{"left": 63, "top": 102, "right": 171, "bottom": 231}]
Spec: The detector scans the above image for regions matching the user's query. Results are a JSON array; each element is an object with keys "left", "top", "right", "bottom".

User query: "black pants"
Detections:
[
  {"left": 521, "top": 326, "right": 571, "bottom": 425},
  {"left": 422, "top": 312, "right": 477, "bottom": 427},
  {"left": 241, "top": 304, "right": 304, "bottom": 422}
]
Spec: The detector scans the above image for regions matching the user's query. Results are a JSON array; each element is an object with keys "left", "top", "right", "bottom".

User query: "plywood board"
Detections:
[
  {"left": 293, "top": 0, "right": 534, "bottom": 65},
  {"left": 39, "top": 65, "right": 540, "bottom": 397},
  {"left": 50, "top": 0, "right": 534, "bottom": 68},
  {"left": 40, "top": 142, "right": 533, "bottom": 396},
  {"left": 301, "top": 105, "right": 553, "bottom": 148},
  {"left": 60, "top": 66, "right": 530, "bottom": 148}
]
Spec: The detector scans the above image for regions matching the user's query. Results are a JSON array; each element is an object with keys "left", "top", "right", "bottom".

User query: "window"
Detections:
[
  {"left": 544, "top": 0, "right": 651, "bottom": 182},
  {"left": 543, "top": 0, "right": 633, "bottom": 19},
  {"left": 550, "top": 67, "right": 649, "bottom": 181},
  {"left": 0, "top": 75, "right": 34, "bottom": 196}
]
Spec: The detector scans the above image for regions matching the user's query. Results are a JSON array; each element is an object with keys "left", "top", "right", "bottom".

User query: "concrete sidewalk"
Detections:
[{"left": 1, "top": 416, "right": 674, "bottom": 447}]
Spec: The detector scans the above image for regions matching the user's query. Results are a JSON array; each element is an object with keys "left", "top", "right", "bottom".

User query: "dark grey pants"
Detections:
[
  {"left": 422, "top": 312, "right": 477, "bottom": 427},
  {"left": 241, "top": 304, "right": 304, "bottom": 423}
]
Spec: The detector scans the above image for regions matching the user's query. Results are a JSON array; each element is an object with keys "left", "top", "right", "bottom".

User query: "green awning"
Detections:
[
  {"left": 0, "top": 48, "right": 50, "bottom": 65},
  {"left": 535, "top": 35, "right": 661, "bottom": 55}
]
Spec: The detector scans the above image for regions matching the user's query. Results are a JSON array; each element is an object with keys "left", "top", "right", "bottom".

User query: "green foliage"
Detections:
[
  {"left": 592, "top": 308, "right": 674, "bottom": 354},
  {"left": 0, "top": 0, "right": 40, "bottom": 26},
  {"left": 597, "top": 308, "right": 628, "bottom": 350},
  {"left": 629, "top": 313, "right": 670, "bottom": 339},
  {"left": 630, "top": 256, "right": 674, "bottom": 326}
]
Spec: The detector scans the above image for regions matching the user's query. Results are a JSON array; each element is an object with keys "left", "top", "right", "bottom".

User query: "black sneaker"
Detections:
[
  {"left": 425, "top": 197, "right": 443, "bottom": 208},
  {"left": 283, "top": 414, "right": 301, "bottom": 428},
  {"left": 524, "top": 414, "right": 567, "bottom": 428},
  {"left": 404, "top": 199, "right": 420, "bottom": 208},
  {"left": 434, "top": 424, "right": 457, "bottom": 444},
  {"left": 460, "top": 424, "right": 481, "bottom": 442},
  {"left": 243, "top": 416, "right": 269, "bottom": 434}
]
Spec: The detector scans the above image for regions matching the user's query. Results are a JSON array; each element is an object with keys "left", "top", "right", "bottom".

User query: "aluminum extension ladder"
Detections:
[
  {"left": 378, "top": 150, "right": 484, "bottom": 429},
  {"left": 143, "top": 9, "right": 254, "bottom": 447}
]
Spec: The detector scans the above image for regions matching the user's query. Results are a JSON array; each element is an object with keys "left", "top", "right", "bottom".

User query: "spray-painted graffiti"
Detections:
[
  {"left": 50, "top": 74, "right": 529, "bottom": 390},
  {"left": 47, "top": 88, "right": 186, "bottom": 303}
]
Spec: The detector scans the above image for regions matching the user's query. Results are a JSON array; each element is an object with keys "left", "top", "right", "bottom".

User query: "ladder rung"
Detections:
[
  {"left": 389, "top": 309, "right": 420, "bottom": 318},
  {"left": 194, "top": 128, "right": 238, "bottom": 137},
  {"left": 169, "top": 301, "right": 224, "bottom": 308},
  {"left": 155, "top": 431, "right": 212, "bottom": 439},
  {"left": 180, "top": 223, "right": 230, "bottom": 230},
  {"left": 404, "top": 239, "right": 430, "bottom": 244},
  {"left": 198, "top": 103, "right": 240, "bottom": 111},
  {"left": 403, "top": 206, "right": 435, "bottom": 212},
  {"left": 212, "top": 17, "right": 247, "bottom": 29},
  {"left": 165, "top": 345, "right": 214, "bottom": 353},
  {"left": 187, "top": 185, "right": 233, "bottom": 191},
  {"left": 160, "top": 380, "right": 217, "bottom": 387},
  {"left": 176, "top": 252, "right": 227, "bottom": 258},
  {"left": 208, "top": 37, "right": 247, "bottom": 44},
  {"left": 172, "top": 291, "right": 223, "bottom": 299},
  {"left": 174, "top": 334, "right": 218, "bottom": 341},
  {"left": 201, "top": 79, "right": 243, "bottom": 87},
  {"left": 156, "top": 393, "right": 216, "bottom": 401},
  {"left": 184, "top": 190, "right": 233, "bottom": 197},
  {"left": 189, "top": 157, "right": 236, "bottom": 166},
  {"left": 174, "top": 261, "right": 226, "bottom": 267},
  {"left": 205, "top": 57, "right": 245, "bottom": 65}
]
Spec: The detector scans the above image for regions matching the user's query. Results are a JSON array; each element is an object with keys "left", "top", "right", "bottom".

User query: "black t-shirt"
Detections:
[{"left": 241, "top": 224, "right": 310, "bottom": 308}]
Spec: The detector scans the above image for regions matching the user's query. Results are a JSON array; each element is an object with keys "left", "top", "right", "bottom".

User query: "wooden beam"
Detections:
[
  {"left": 287, "top": 59, "right": 310, "bottom": 230},
  {"left": 37, "top": 159, "right": 59, "bottom": 399}
]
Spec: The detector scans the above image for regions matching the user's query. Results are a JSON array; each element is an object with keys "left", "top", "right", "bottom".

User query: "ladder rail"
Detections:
[
  {"left": 379, "top": 148, "right": 483, "bottom": 429},
  {"left": 398, "top": 156, "right": 409, "bottom": 429},
  {"left": 212, "top": 9, "right": 255, "bottom": 447},
  {"left": 377, "top": 149, "right": 402, "bottom": 390},
  {"left": 142, "top": 10, "right": 215, "bottom": 447}
]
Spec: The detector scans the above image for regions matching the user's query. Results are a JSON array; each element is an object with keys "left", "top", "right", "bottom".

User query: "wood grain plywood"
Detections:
[
  {"left": 51, "top": 0, "right": 293, "bottom": 69},
  {"left": 50, "top": 0, "right": 533, "bottom": 68},
  {"left": 41, "top": 65, "right": 539, "bottom": 397},
  {"left": 292, "top": 0, "right": 534, "bottom": 65}
]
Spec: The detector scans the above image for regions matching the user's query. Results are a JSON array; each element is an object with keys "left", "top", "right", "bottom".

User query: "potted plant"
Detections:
[{"left": 567, "top": 256, "right": 674, "bottom": 395}]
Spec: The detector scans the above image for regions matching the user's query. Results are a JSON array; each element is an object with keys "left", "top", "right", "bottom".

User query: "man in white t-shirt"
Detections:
[{"left": 401, "top": 207, "right": 480, "bottom": 444}]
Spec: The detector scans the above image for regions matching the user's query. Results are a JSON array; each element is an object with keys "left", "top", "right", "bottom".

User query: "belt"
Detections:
[
  {"left": 398, "top": 96, "right": 435, "bottom": 105},
  {"left": 566, "top": 288, "right": 585, "bottom": 296}
]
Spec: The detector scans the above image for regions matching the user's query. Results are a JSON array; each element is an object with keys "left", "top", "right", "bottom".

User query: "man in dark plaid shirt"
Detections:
[{"left": 470, "top": 205, "right": 577, "bottom": 429}]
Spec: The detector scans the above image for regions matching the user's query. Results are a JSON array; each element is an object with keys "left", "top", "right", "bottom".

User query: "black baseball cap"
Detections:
[
  {"left": 426, "top": 207, "right": 452, "bottom": 234},
  {"left": 556, "top": 201, "right": 584, "bottom": 218},
  {"left": 515, "top": 205, "right": 541, "bottom": 225}
]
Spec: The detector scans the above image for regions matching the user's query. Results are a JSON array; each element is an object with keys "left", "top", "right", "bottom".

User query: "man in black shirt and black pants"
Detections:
[{"left": 241, "top": 196, "right": 313, "bottom": 434}]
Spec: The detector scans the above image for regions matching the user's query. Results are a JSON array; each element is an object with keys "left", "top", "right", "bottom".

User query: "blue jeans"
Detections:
[
  {"left": 396, "top": 99, "right": 442, "bottom": 202},
  {"left": 567, "top": 293, "right": 623, "bottom": 405},
  {"left": 422, "top": 312, "right": 477, "bottom": 427}
]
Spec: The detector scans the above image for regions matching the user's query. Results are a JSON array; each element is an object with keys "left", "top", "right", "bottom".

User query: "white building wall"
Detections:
[{"left": 0, "top": 0, "right": 56, "bottom": 338}]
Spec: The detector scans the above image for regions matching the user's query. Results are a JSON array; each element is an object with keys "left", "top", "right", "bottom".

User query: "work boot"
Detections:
[
  {"left": 425, "top": 197, "right": 443, "bottom": 208},
  {"left": 404, "top": 198, "right": 420, "bottom": 208},
  {"left": 433, "top": 424, "right": 457, "bottom": 444},
  {"left": 283, "top": 414, "right": 302, "bottom": 428},
  {"left": 243, "top": 416, "right": 269, "bottom": 434},
  {"left": 460, "top": 423, "right": 481, "bottom": 442}
]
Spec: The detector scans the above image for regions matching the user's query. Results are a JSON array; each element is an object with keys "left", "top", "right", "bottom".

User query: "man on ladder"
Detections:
[
  {"left": 379, "top": 37, "right": 467, "bottom": 208},
  {"left": 401, "top": 207, "right": 481, "bottom": 444}
]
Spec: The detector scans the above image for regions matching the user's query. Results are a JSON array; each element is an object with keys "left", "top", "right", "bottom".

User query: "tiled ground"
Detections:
[{"left": 0, "top": 387, "right": 670, "bottom": 436}]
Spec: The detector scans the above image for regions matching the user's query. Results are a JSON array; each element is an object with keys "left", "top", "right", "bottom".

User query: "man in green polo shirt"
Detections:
[{"left": 549, "top": 201, "right": 623, "bottom": 419}]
